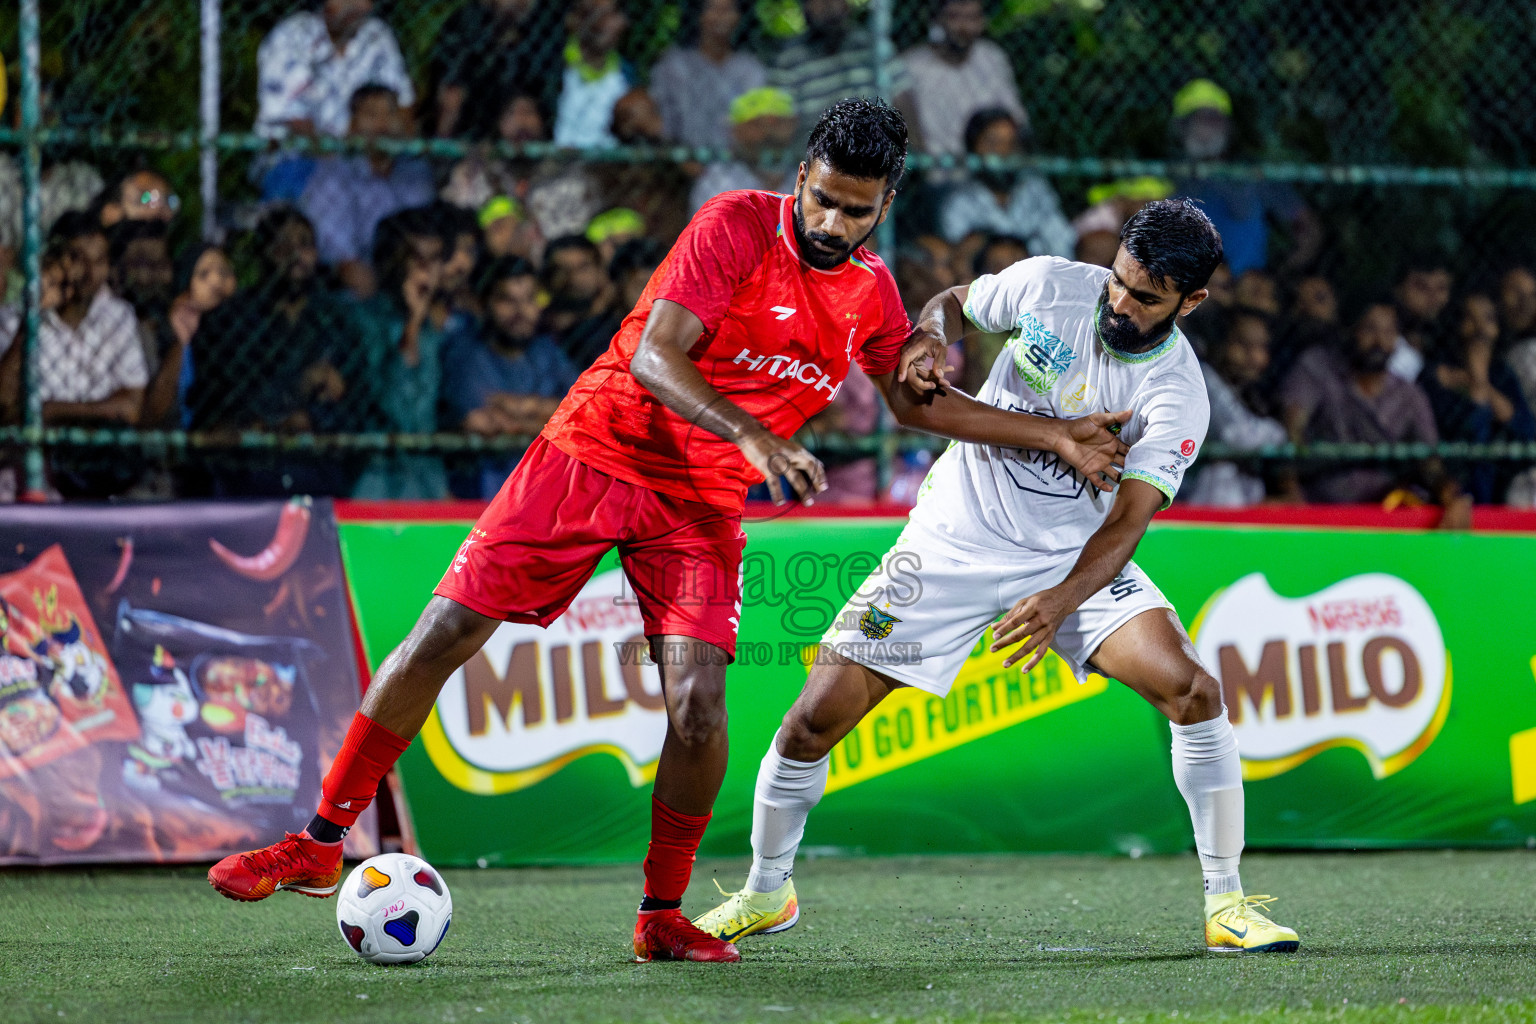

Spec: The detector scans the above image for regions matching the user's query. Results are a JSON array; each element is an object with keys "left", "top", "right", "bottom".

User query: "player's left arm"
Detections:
[{"left": 990, "top": 477, "right": 1166, "bottom": 670}]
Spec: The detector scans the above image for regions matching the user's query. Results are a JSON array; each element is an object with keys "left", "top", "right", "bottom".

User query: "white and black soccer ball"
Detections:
[{"left": 335, "top": 853, "right": 453, "bottom": 965}]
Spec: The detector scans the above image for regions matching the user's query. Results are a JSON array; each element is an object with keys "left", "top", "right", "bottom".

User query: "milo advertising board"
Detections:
[{"left": 340, "top": 512, "right": 1536, "bottom": 866}]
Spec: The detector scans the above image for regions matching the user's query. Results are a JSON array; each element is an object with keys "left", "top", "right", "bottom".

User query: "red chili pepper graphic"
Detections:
[
  {"left": 103, "top": 537, "right": 133, "bottom": 595},
  {"left": 208, "top": 497, "right": 313, "bottom": 582}
]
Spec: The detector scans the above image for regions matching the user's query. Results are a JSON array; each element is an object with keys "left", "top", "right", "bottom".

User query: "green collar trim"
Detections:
[
  {"left": 1094, "top": 298, "right": 1181, "bottom": 364},
  {"left": 565, "top": 39, "right": 620, "bottom": 82}
]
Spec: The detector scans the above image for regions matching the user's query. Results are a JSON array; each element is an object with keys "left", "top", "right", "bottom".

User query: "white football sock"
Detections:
[
  {"left": 745, "top": 729, "right": 829, "bottom": 895},
  {"left": 1170, "top": 710, "right": 1244, "bottom": 900}
]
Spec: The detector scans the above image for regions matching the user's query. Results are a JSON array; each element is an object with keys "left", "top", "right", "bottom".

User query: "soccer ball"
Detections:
[{"left": 334, "top": 853, "right": 453, "bottom": 965}]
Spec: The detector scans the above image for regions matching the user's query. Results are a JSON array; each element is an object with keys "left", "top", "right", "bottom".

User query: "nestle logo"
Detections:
[{"left": 1307, "top": 597, "right": 1403, "bottom": 634}]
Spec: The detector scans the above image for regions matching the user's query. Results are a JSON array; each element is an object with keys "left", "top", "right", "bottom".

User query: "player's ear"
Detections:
[
  {"left": 794, "top": 162, "right": 807, "bottom": 195},
  {"left": 877, "top": 189, "right": 896, "bottom": 224},
  {"left": 1179, "top": 288, "right": 1209, "bottom": 317}
]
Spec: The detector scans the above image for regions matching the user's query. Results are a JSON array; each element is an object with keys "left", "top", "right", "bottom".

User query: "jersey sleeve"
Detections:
[
  {"left": 651, "top": 192, "right": 776, "bottom": 334},
  {"left": 854, "top": 263, "right": 912, "bottom": 376},
  {"left": 962, "top": 256, "right": 1050, "bottom": 334},
  {"left": 1121, "top": 366, "right": 1211, "bottom": 509}
]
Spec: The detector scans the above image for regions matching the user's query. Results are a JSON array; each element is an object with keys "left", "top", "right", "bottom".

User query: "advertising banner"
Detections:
[
  {"left": 342, "top": 510, "right": 1536, "bottom": 866},
  {"left": 0, "top": 500, "right": 375, "bottom": 865}
]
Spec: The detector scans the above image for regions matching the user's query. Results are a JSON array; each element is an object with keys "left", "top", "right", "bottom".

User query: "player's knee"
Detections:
[
  {"left": 1168, "top": 668, "right": 1223, "bottom": 726},
  {"left": 777, "top": 710, "right": 833, "bottom": 762},
  {"left": 395, "top": 599, "right": 494, "bottom": 674},
  {"left": 668, "top": 675, "right": 728, "bottom": 746}
]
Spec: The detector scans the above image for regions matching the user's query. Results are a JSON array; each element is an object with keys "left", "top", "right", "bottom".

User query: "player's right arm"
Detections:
[
  {"left": 881, "top": 280, "right": 1129, "bottom": 492},
  {"left": 631, "top": 298, "right": 827, "bottom": 506}
]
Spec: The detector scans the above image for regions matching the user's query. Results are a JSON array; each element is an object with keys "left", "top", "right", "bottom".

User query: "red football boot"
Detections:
[
  {"left": 633, "top": 908, "right": 743, "bottom": 963},
  {"left": 207, "top": 832, "right": 342, "bottom": 902}
]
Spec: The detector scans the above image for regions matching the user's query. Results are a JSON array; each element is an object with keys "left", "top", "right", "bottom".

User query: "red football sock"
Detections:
[
  {"left": 316, "top": 712, "right": 411, "bottom": 829},
  {"left": 642, "top": 796, "right": 712, "bottom": 904}
]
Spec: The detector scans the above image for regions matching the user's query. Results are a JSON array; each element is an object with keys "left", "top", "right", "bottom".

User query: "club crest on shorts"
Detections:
[{"left": 858, "top": 605, "right": 901, "bottom": 640}]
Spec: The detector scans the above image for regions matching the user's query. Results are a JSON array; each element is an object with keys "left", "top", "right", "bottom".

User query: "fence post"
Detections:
[
  {"left": 18, "top": 0, "right": 44, "bottom": 498},
  {"left": 200, "top": 0, "right": 221, "bottom": 241},
  {"left": 870, "top": 0, "right": 897, "bottom": 497}
]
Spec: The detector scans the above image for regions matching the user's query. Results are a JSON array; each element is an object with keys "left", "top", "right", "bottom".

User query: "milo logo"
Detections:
[
  {"left": 426, "top": 568, "right": 667, "bottom": 794},
  {"left": 1192, "top": 573, "right": 1450, "bottom": 780}
]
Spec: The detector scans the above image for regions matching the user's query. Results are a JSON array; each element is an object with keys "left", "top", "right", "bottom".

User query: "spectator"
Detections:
[
  {"left": 1501, "top": 266, "right": 1536, "bottom": 411},
  {"left": 1233, "top": 269, "right": 1280, "bottom": 317},
  {"left": 109, "top": 221, "right": 174, "bottom": 325},
  {"left": 973, "top": 234, "right": 1028, "bottom": 277},
  {"left": 895, "top": 234, "right": 960, "bottom": 322},
  {"left": 140, "top": 243, "right": 236, "bottom": 429},
  {"left": 256, "top": 0, "right": 414, "bottom": 139},
  {"left": 610, "top": 88, "right": 665, "bottom": 146},
  {"left": 478, "top": 196, "right": 542, "bottom": 263},
  {"left": 938, "top": 108, "right": 1073, "bottom": 257},
  {"left": 427, "top": 202, "right": 482, "bottom": 332},
  {"left": 1291, "top": 274, "right": 1338, "bottom": 327},
  {"left": 651, "top": 0, "right": 766, "bottom": 150},
  {"left": 1267, "top": 273, "right": 1339, "bottom": 397},
  {"left": 350, "top": 208, "right": 449, "bottom": 499},
  {"left": 301, "top": 84, "right": 434, "bottom": 296},
  {"left": 898, "top": 0, "right": 1027, "bottom": 159},
  {"left": 442, "top": 257, "right": 579, "bottom": 498},
  {"left": 689, "top": 88, "right": 799, "bottom": 214},
  {"left": 1184, "top": 308, "right": 1291, "bottom": 506},
  {"left": 768, "top": 0, "right": 916, "bottom": 144},
  {"left": 187, "top": 208, "right": 358, "bottom": 495},
  {"left": 94, "top": 167, "right": 179, "bottom": 230},
  {"left": 1170, "top": 79, "right": 1321, "bottom": 276},
  {"left": 1420, "top": 291, "right": 1536, "bottom": 503},
  {"left": 608, "top": 237, "right": 666, "bottom": 312},
  {"left": 586, "top": 208, "right": 646, "bottom": 270},
  {"left": 28, "top": 212, "right": 145, "bottom": 428},
  {"left": 0, "top": 244, "right": 69, "bottom": 427},
  {"left": 441, "top": 92, "right": 549, "bottom": 210},
  {"left": 809, "top": 366, "right": 880, "bottom": 504},
  {"left": 1282, "top": 298, "right": 1469, "bottom": 525},
  {"left": 541, "top": 234, "right": 621, "bottom": 371},
  {"left": 0, "top": 156, "right": 104, "bottom": 299},
  {"left": 1389, "top": 254, "right": 1454, "bottom": 382},
  {"left": 428, "top": 0, "right": 564, "bottom": 139},
  {"left": 553, "top": 0, "right": 634, "bottom": 148}
]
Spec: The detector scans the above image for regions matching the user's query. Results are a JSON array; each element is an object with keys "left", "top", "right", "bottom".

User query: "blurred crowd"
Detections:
[{"left": 2, "top": 0, "right": 1533, "bottom": 509}]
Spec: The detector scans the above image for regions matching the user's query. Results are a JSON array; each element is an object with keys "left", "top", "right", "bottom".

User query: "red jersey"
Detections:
[{"left": 542, "top": 190, "right": 910, "bottom": 511}]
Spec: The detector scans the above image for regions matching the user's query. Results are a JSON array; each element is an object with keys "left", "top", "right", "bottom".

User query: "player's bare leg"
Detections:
[
  {"left": 1090, "top": 608, "right": 1299, "bottom": 953},
  {"left": 208, "top": 597, "right": 499, "bottom": 902},
  {"left": 634, "top": 635, "right": 744, "bottom": 962},
  {"left": 695, "top": 651, "right": 900, "bottom": 942}
]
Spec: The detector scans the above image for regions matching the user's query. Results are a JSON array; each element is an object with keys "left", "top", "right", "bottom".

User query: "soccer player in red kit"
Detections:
[{"left": 208, "top": 99, "right": 1130, "bottom": 962}]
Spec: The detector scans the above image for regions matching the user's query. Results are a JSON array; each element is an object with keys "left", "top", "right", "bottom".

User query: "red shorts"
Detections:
[{"left": 433, "top": 436, "right": 746, "bottom": 657}]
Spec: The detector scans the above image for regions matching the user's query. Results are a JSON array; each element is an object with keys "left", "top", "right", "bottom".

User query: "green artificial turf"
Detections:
[{"left": 4, "top": 851, "right": 1536, "bottom": 1024}]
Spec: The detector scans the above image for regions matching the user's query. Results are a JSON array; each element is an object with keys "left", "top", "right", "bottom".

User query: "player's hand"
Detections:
[
  {"left": 1055, "top": 410, "right": 1132, "bottom": 493},
  {"left": 990, "top": 586, "right": 1076, "bottom": 672},
  {"left": 739, "top": 430, "right": 826, "bottom": 506},
  {"left": 896, "top": 328, "right": 954, "bottom": 395}
]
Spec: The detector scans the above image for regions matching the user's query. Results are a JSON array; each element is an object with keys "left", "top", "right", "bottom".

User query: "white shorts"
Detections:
[{"left": 819, "top": 524, "right": 1172, "bottom": 696}]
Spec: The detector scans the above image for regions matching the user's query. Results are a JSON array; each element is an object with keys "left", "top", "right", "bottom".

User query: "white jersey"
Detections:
[{"left": 907, "top": 256, "right": 1210, "bottom": 557}]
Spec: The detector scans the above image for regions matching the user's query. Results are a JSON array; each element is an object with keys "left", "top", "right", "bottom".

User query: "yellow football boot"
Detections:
[
  {"left": 692, "top": 879, "right": 799, "bottom": 943},
  {"left": 1204, "top": 892, "right": 1300, "bottom": 953}
]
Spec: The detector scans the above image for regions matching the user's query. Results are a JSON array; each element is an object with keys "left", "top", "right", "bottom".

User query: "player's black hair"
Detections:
[
  {"left": 1118, "top": 198, "right": 1224, "bottom": 295},
  {"left": 962, "top": 107, "right": 1019, "bottom": 155},
  {"left": 609, "top": 237, "right": 666, "bottom": 283},
  {"left": 475, "top": 255, "right": 537, "bottom": 302},
  {"left": 805, "top": 97, "right": 908, "bottom": 189},
  {"left": 373, "top": 207, "right": 446, "bottom": 297},
  {"left": 48, "top": 209, "right": 106, "bottom": 245}
]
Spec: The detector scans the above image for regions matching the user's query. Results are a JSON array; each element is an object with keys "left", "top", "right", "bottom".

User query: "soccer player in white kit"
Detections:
[{"left": 696, "top": 200, "right": 1300, "bottom": 954}]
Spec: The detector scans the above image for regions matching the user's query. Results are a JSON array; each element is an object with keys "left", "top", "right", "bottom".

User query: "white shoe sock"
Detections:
[
  {"left": 744, "top": 729, "right": 829, "bottom": 894},
  {"left": 1170, "top": 710, "right": 1244, "bottom": 900}
]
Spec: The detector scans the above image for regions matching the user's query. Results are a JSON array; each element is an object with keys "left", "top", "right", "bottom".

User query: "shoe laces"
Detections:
[
  {"left": 648, "top": 909, "right": 722, "bottom": 950},
  {"left": 1222, "top": 894, "right": 1280, "bottom": 926},
  {"left": 707, "top": 878, "right": 759, "bottom": 932},
  {"left": 242, "top": 832, "right": 313, "bottom": 878}
]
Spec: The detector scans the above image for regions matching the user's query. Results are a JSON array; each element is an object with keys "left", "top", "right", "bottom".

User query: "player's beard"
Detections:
[
  {"left": 1095, "top": 282, "right": 1181, "bottom": 354},
  {"left": 792, "top": 189, "right": 877, "bottom": 271}
]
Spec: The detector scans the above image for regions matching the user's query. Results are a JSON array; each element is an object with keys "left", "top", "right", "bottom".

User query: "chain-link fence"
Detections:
[{"left": 4, "top": 0, "right": 1536, "bottom": 503}]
